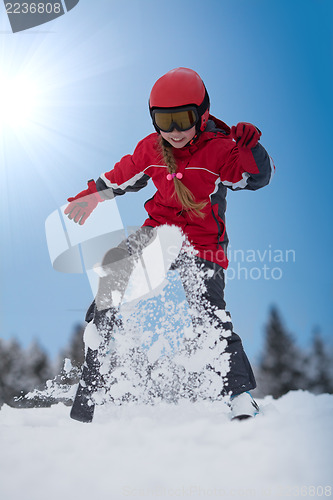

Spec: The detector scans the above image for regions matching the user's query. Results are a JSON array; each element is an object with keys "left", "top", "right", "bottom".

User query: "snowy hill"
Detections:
[{"left": 0, "top": 391, "right": 332, "bottom": 500}]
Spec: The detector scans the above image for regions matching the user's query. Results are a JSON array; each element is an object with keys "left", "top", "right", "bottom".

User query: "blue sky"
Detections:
[{"left": 0, "top": 0, "right": 332, "bottom": 365}]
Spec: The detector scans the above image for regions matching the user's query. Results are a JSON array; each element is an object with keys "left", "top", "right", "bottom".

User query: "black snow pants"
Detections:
[{"left": 85, "top": 226, "right": 256, "bottom": 397}]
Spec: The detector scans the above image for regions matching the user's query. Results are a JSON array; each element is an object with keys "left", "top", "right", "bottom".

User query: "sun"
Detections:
[{"left": 0, "top": 73, "right": 39, "bottom": 129}]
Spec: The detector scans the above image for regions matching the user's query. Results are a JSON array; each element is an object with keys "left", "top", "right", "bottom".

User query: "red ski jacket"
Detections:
[{"left": 96, "top": 117, "right": 274, "bottom": 268}]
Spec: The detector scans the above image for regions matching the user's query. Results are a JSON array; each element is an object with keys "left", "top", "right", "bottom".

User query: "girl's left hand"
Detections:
[{"left": 230, "top": 122, "right": 261, "bottom": 149}]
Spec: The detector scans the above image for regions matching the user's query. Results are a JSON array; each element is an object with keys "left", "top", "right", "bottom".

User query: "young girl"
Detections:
[{"left": 65, "top": 67, "right": 274, "bottom": 422}]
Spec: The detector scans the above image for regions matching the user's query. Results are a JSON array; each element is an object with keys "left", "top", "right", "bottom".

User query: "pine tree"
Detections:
[
  {"left": 257, "top": 306, "right": 307, "bottom": 398},
  {"left": 25, "top": 341, "right": 55, "bottom": 388},
  {"left": 0, "top": 339, "right": 27, "bottom": 406},
  {"left": 0, "top": 338, "right": 55, "bottom": 408},
  {"left": 21, "top": 324, "right": 86, "bottom": 407},
  {"left": 305, "top": 329, "right": 333, "bottom": 394},
  {"left": 53, "top": 323, "right": 85, "bottom": 390},
  {"left": 57, "top": 323, "right": 85, "bottom": 371}
]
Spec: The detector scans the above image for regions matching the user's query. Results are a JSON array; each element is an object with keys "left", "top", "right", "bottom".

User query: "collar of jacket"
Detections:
[
  {"left": 171, "top": 116, "right": 230, "bottom": 159},
  {"left": 207, "top": 115, "right": 230, "bottom": 135}
]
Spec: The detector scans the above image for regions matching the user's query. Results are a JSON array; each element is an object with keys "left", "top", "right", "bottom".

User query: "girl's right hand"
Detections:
[{"left": 64, "top": 180, "right": 103, "bottom": 225}]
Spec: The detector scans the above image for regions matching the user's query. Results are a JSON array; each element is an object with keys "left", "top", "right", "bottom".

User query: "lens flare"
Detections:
[{"left": 0, "top": 73, "right": 39, "bottom": 128}]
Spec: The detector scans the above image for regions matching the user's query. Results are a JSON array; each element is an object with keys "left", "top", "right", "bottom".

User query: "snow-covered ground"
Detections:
[{"left": 1, "top": 391, "right": 332, "bottom": 500}]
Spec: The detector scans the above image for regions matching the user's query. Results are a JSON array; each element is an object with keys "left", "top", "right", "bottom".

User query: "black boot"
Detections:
[
  {"left": 70, "top": 347, "right": 102, "bottom": 423},
  {"left": 70, "top": 308, "right": 118, "bottom": 423}
]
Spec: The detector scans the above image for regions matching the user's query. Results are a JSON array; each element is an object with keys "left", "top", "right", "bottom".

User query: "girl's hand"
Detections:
[
  {"left": 230, "top": 122, "right": 261, "bottom": 149},
  {"left": 64, "top": 180, "right": 103, "bottom": 225}
]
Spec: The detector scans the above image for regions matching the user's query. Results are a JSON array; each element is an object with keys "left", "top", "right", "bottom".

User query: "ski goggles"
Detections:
[{"left": 152, "top": 106, "right": 199, "bottom": 132}]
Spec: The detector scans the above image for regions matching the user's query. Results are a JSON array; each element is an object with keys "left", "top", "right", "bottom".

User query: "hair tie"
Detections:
[{"left": 166, "top": 172, "right": 183, "bottom": 181}]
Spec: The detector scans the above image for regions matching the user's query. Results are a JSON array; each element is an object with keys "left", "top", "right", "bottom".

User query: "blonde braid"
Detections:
[{"left": 158, "top": 136, "right": 206, "bottom": 218}]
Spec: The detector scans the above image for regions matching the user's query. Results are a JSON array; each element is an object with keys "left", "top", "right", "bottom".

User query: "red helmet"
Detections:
[{"left": 149, "top": 67, "right": 210, "bottom": 132}]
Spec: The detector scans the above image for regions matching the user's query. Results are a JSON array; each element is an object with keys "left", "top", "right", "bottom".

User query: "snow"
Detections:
[
  {"left": 83, "top": 321, "right": 101, "bottom": 351},
  {"left": 0, "top": 391, "right": 332, "bottom": 500},
  {"left": 6, "top": 228, "right": 331, "bottom": 499},
  {"left": 122, "top": 225, "right": 185, "bottom": 305}
]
